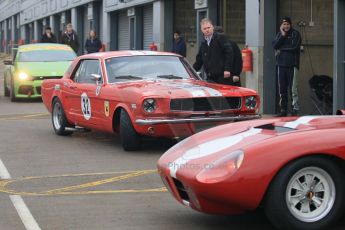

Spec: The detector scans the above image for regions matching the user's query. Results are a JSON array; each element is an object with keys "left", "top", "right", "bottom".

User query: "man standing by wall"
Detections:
[
  {"left": 273, "top": 17, "right": 301, "bottom": 116},
  {"left": 193, "top": 18, "right": 235, "bottom": 85},
  {"left": 171, "top": 30, "right": 186, "bottom": 57},
  {"left": 61, "top": 23, "right": 79, "bottom": 54}
]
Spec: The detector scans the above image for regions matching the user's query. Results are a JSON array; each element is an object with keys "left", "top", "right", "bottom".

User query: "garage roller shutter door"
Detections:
[
  {"left": 118, "top": 11, "right": 129, "bottom": 50},
  {"left": 143, "top": 4, "right": 153, "bottom": 50}
]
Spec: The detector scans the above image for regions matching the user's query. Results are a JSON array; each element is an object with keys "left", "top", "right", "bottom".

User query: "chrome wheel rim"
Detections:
[
  {"left": 286, "top": 166, "right": 335, "bottom": 223},
  {"left": 53, "top": 102, "right": 62, "bottom": 130}
]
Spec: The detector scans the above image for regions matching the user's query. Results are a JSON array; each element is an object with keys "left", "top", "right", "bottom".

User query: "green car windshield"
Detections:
[{"left": 18, "top": 50, "right": 76, "bottom": 62}]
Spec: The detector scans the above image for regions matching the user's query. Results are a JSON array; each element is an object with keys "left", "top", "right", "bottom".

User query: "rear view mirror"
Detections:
[{"left": 3, "top": 60, "right": 13, "bottom": 65}]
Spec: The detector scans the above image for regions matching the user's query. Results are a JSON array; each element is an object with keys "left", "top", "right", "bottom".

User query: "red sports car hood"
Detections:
[
  {"left": 114, "top": 79, "right": 257, "bottom": 97},
  {"left": 158, "top": 115, "right": 345, "bottom": 178}
]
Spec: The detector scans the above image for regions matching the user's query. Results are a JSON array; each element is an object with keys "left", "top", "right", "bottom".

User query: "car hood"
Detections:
[
  {"left": 158, "top": 115, "right": 345, "bottom": 178},
  {"left": 114, "top": 79, "right": 257, "bottom": 98},
  {"left": 16, "top": 61, "right": 72, "bottom": 77}
]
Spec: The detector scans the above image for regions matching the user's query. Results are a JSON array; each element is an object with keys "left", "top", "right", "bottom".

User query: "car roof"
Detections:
[
  {"left": 18, "top": 43, "right": 74, "bottom": 52},
  {"left": 79, "top": 50, "right": 181, "bottom": 59}
]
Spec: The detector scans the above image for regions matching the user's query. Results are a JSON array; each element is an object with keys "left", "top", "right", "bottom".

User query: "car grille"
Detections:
[
  {"left": 18, "top": 85, "right": 33, "bottom": 94},
  {"left": 33, "top": 76, "right": 62, "bottom": 81},
  {"left": 170, "top": 97, "right": 241, "bottom": 111},
  {"left": 173, "top": 178, "right": 190, "bottom": 202}
]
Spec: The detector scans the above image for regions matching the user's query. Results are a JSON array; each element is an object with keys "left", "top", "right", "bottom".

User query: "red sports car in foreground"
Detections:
[
  {"left": 157, "top": 112, "right": 345, "bottom": 230},
  {"left": 41, "top": 51, "right": 260, "bottom": 151}
]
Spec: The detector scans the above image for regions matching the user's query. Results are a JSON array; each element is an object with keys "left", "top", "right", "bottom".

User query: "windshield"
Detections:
[
  {"left": 105, "top": 55, "right": 193, "bottom": 83},
  {"left": 18, "top": 50, "right": 77, "bottom": 62}
]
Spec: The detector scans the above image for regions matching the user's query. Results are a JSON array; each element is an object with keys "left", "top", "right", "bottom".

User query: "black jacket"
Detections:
[
  {"left": 273, "top": 28, "right": 301, "bottom": 69},
  {"left": 40, "top": 33, "right": 57, "bottom": 43},
  {"left": 61, "top": 31, "right": 79, "bottom": 54},
  {"left": 172, "top": 38, "right": 186, "bottom": 57},
  {"left": 85, "top": 37, "right": 102, "bottom": 54},
  {"left": 228, "top": 39, "right": 243, "bottom": 76},
  {"left": 193, "top": 32, "right": 234, "bottom": 82}
]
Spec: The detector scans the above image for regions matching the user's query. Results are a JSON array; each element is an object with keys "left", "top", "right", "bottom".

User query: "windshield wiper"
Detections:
[
  {"left": 157, "top": 75, "right": 183, "bottom": 79},
  {"left": 114, "top": 75, "right": 143, "bottom": 80}
]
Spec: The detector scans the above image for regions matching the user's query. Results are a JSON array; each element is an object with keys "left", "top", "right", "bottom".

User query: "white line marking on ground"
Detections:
[
  {"left": 0, "top": 158, "right": 41, "bottom": 230},
  {"left": 0, "top": 158, "right": 11, "bottom": 179}
]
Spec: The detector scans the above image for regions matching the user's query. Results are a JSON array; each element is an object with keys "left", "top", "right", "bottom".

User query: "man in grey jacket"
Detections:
[{"left": 273, "top": 16, "right": 301, "bottom": 116}]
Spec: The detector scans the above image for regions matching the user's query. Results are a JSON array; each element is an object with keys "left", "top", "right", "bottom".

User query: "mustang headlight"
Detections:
[
  {"left": 245, "top": 96, "right": 257, "bottom": 110},
  {"left": 196, "top": 150, "right": 244, "bottom": 184},
  {"left": 143, "top": 98, "right": 157, "bottom": 113},
  {"left": 18, "top": 72, "right": 31, "bottom": 81}
]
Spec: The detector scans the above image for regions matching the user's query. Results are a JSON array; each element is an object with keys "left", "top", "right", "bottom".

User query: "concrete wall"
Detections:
[
  {"left": 224, "top": 0, "right": 245, "bottom": 43},
  {"left": 173, "top": 0, "right": 246, "bottom": 65},
  {"left": 173, "top": 0, "right": 197, "bottom": 63}
]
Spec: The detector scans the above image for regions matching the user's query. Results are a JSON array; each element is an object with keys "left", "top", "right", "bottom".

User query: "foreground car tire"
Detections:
[
  {"left": 120, "top": 109, "right": 141, "bottom": 151},
  {"left": 10, "top": 78, "right": 16, "bottom": 102},
  {"left": 265, "top": 156, "right": 345, "bottom": 230},
  {"left": 52, "top": 98, "right": 73, "bottom": 136},
  {"left": 4, "top": 77, "right": 10, "bottom": 97}
]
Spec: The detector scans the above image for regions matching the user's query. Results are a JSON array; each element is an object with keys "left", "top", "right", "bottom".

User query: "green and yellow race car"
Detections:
[{"left": 3, "top": 43, "right": 76, "bottom": 101}]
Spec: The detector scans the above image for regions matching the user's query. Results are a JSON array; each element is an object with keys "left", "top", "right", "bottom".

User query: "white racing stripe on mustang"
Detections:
[
  {"left": 169, "top": 128, "right": 262, "bottom": 178},
  {"left": 160, "top": 82, "right": 222, "bottom": 97},
  {"left": 284, "top": 116, "right": 337, "bottom": 129}
]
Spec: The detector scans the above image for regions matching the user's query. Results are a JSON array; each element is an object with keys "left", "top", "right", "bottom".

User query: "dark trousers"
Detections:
[{"left": 277, "top": 66, "right": 294, "bottom": 112}]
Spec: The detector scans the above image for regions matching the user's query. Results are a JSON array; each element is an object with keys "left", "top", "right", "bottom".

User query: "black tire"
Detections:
[
  {"left": 265, "top": 156, "right": 345, "bottom": 230},
  {"left": 10, "top": 78, "right": 16, "bottom": 102},
  {"left": 4, "top": 76, "right": 10, "bottom": 97},
  {"left": 120, "top": 109, "right": 141, "bottom": 151},
  {"left": 52, "top": 98, "right": 73, "bottom": 136}
]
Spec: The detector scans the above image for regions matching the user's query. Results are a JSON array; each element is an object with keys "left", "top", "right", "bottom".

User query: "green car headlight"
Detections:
[
  {"left": 245, "top": 96, "right": 257, "bottom": 110},
  {"left": 18, "top": 72, "right": 31, "bottom": 81},
  {"left": 143, "top": 98, "right": 157, "bottom": 113}
]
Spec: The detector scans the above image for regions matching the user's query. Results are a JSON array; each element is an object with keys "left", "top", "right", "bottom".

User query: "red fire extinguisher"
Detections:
[
  {"left": 242, "top": 46, "right": 253, "bottom": 72},
  {"left": 149, "top": 42, "right": 157, "bottom": 51}
]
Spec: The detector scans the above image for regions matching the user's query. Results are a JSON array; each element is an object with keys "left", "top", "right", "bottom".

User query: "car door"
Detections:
[{"left": 63, "top": 59, "right": 104, "bottom": 128}]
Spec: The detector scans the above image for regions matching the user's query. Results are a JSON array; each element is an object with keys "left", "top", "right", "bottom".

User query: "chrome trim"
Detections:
[{"left": 135, "top": 114, "right": 261, "bottom": 125}]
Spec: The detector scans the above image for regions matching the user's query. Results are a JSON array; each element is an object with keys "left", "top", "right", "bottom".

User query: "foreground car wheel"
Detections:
[
  {"left": 265, "top": 157, "right": 345, "bottom": 230},
  {"left": 10, "top": 78, "right": 16, "bottom": 102},
  {"left": 52, "top": 98, "right": 73, "bottom": 136},
  {"left": 4, "top": 77, "right": 10, "bottom": 97},
  {"left": 120, "top": 110, "right": 141, "bottom": 151}
]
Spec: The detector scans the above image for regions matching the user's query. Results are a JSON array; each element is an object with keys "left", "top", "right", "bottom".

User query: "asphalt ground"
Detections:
[{"left": 0, "top": 53, "right": 344, "bottom": 230}]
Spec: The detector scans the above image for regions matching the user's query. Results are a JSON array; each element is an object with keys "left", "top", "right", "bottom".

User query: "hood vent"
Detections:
[{"left": 255, "top": 124, "right": 294, "bottom": 133}]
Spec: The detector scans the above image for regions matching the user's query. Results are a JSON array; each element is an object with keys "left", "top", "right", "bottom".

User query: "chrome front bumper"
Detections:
[{"left": 135, "top": 114, "right": 261, "bottom": 125}]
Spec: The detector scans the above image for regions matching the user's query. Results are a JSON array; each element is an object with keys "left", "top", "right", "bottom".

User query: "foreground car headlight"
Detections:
[
  {"left": 18, "top": 72, "right": 31, "bottom": 81},
  {"left": 245, "top": 96, "right": 257, "bottom": 110},
  {"left": 196, "top": 150, "right": 244, "bottom": 184},
  {"left": 143, "top": 98, "right": 157, "bottom": 113}
]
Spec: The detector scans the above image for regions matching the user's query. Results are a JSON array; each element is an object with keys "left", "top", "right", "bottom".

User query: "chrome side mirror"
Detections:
[
  {"left": 196, "top": 71, "right": 204, "bottom": 80},
  {"left": 91, "top": 74, "right": 101, "bottom": 85}
]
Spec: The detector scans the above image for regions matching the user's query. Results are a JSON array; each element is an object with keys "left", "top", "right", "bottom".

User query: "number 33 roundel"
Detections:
[{"left": 81, "top": 92, "right": 91, "bottom": 120}]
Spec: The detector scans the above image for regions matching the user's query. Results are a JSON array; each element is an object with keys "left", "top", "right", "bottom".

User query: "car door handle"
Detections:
[{"left": 69, "top": 85, "right": 77, "bottom": 89}]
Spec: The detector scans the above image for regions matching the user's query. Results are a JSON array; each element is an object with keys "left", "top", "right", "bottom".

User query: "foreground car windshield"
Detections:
[
  {"left": 105, "top": 56, "right": 191, "bottom": 83},
  {"left": 19, "top": 50, "right": 76, "bottom": 62}
]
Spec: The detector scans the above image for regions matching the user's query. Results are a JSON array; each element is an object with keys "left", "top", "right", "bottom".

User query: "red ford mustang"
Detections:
[
  {"left": 157, "top": 112, "right": 345, "bottom": 230},
  {"left": 41, "top": 51, "right": 260, "bottom": 151}
]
